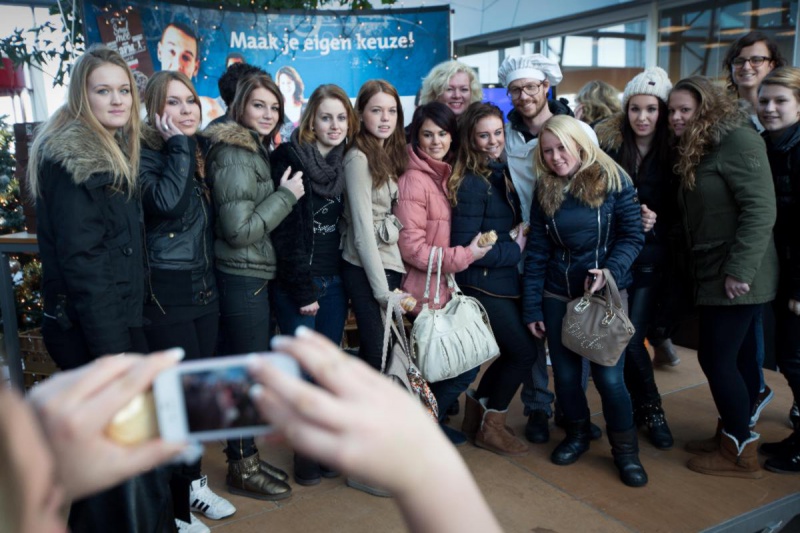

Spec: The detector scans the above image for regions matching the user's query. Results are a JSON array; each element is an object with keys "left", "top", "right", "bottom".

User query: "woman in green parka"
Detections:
[{"left": 668, "top": 76, "right": 778, "bottom": 478}]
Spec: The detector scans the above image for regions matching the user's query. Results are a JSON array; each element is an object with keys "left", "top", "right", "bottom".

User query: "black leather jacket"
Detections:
[{"left": 140, "top": 127, "right": 216, "bottom": 307}]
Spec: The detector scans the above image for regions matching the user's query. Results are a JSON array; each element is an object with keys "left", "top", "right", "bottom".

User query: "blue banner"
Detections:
[{"left": 82, "top": 0, "right": 450, "bottom": 125}]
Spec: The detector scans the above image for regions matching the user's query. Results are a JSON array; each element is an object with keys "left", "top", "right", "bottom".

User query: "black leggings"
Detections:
[
  {"left": 467, "top": 289, "right": 538, "bottom": 411},
  {"left": 623, "top": 265, "right": 662, "bottom": 408},
  {"left": 697, "top": 304, "right": 761, "bottom": 442},
  {"left": 341, "top": 261, "right": 403, "bottom": 370}
]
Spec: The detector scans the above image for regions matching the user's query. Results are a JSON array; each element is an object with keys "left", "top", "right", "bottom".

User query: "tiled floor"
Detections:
[{"left": 193, "top": 346, "right": 800, "bottom": 532}]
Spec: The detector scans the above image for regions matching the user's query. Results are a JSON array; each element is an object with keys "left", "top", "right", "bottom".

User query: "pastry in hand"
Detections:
[
  {"left": 509, "top": 222, "right": 530, "bottom": 239},
  {"left": 106, "top": 391, "right": 159, "bottom": 445},
  {"left": 477, "top": 230, "right": 498, "bottom": 247},
  {"left": 393, "top": 288, "right": 417, "bottom": 312}
]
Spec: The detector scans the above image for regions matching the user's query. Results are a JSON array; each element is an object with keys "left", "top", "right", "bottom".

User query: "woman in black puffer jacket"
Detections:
[
  {"left": 756, "top": 67, "right": 800, "bottom": 473},
  {"left": 522, "top": 115, "right": 646, "bottom": 487}
]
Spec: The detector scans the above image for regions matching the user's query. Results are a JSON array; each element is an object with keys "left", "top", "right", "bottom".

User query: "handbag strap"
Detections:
[
  {"left": 381, "top": 293, "right": 410, "bottom": 373},
  {"left": 422, "top": 246, "right": 444, "bottom": 307},
  {"left": 601, "top": 268, "right": 624, "bottom": 310}
]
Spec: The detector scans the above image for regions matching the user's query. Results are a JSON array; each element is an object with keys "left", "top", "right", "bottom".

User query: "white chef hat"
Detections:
[{"left": 498, "top": 54, "right": 563, "bottom": 87}]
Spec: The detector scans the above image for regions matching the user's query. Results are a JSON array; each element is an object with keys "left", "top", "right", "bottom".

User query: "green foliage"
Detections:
[
  {"left": 0, "top": 116, "right": 25, "bottom": 235},
  {"left": 0, "top": 0, "right": 395, "bottom": 88}
]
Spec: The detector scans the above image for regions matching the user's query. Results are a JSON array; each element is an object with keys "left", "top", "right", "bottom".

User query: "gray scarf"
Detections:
[{"left": 290, "top": 129, "right": 346, "bottom": 198}]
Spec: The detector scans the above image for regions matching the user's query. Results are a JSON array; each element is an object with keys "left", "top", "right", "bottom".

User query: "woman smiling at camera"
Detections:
[
  {"left": 668, "top": 76, "right": 777, "bottom": 479},
  {"left": 204, "top": 74, "right": 305, "bottom": 501},
  {"left": 522, "top": 115, "right": 646, "bottom": 487}
]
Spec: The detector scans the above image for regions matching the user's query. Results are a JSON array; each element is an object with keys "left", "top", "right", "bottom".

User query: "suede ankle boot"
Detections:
[
  {"left": 607, "top": 427, "right": 648, "bottom": 487},
  {"left": 686, "top": 419, "right": 723, "bottom": 454},
  {"left": 635, "top": 400, "right": 674, "bottom": 450},
  {"left": 475, "top": 399, "right": 529, "bottom": 457},
  {"left": 687, "top": 429, "right": 763, "bottom": 479},
  {"left": 461, "top": 389, "right": 483, "bottom": 441},
  {"left": 551, "top": 419, "right": 591, "bottom": 465},
  {"left": 227, "top": 453, "right": 292, "bottom": 500}
]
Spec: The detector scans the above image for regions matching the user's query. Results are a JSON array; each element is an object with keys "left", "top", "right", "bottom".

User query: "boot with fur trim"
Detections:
[
  {"left": 687, "top": 429, "right": 763, "bottom": 479},
  {"left": 475, "top": 399, "right": 529, "bottom": 457},
  {"left": 686, "top": 418, "right": 723, "bottom": 454}
]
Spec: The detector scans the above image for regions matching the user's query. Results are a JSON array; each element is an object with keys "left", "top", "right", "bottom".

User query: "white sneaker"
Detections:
[
  {"left": 175, "top": 515, "right": 210, "bottom": 533},
  {"left": 190, "top": 475, "right": 236, "bottom": 520}
]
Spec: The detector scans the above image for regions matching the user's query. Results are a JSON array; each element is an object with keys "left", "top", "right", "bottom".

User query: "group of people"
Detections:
[{"left": 3, "top": 26, "right": 799, "bottom": 533}]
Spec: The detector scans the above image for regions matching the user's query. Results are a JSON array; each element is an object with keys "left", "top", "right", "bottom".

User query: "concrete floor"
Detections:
[{"left": 192, "top": 345, "right": 800, "bottom": 532}]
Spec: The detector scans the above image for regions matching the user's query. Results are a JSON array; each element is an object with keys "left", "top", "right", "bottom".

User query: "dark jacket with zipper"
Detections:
[
  {"left": 203, "top": 121, "right": 297, "bottom": 281},
  {"left": 451, "top": 161, "right": 523, "bottom": 297},
  {"left": 595, "top": 112, "right": 680, "bottom": 266},
  {"left": 35, "top": 121, "right": 145, "bottom": 357},
  {"left": 763, "top": 122, "right": 800, "bottom": 301},
  {"left": 522, "top": 164, "right": 644, "bottom": 324},
  {"left": 140, "top": 125, "right": 216, "bottom": 307}
]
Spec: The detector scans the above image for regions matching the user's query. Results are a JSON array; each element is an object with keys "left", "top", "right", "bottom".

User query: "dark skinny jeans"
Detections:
[
  {"left": 697, "top": 304, "right": 761, "bottom": 443},
  {"left": 774, "top": 276, "right": 800, "bottom": 407},
  {"left": 543, "top": 295, "right": 634, "bottom": 432},
  {"left": 623, "top": 264, "right": 663, "bottom": 409},
  {"left": 466, "top": 288, "right": 538, "bottom": 411}
]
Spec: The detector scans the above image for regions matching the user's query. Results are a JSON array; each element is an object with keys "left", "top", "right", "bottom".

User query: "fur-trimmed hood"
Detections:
[
  {"left": 536, "top": 164, "right": 608, "bottom": 218},
  {"left": 141, "top": 122, "right": 166, "bottom": 152},
  {"left": 594, "top": 112, "right": 626, "bottom": 153},
  {"left": 39, "top": 121, "right": 128, "bottom": 186},
  {"left": 202, "top": 120, "right": 261, "bottom": 153},
  {"left": 704, "top": 104, "right": 750, "bottom": 147}
]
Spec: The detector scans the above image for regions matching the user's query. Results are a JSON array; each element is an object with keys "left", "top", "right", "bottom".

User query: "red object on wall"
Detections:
[{"left": 0, "top": 58, "right": 25, "bottom": 97}]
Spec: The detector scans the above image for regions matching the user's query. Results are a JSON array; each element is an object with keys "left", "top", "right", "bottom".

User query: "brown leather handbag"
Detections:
[{"left": 561, "top": 268, "right": 635, "bottom": 366}]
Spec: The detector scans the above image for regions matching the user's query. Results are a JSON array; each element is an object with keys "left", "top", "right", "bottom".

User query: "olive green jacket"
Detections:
[
  {"left": 204, "top": 121, "right": 297, "bottom": 280},
  {"left": 678, "top": 121, "right": 778, "bottom": 306}
]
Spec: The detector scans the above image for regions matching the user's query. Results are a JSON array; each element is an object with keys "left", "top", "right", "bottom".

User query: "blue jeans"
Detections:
[
  {"left": 272, "top": 275, "right": 347, "bottom": 345},
  {"left": 430, "top": 367, "right": 480, "bottom": 423},
  {"left": 543, "top": 296, "right": 633, "bottom": 432},
  {"left": 217, "top": 270, "right": 271, "bottom": 460}
]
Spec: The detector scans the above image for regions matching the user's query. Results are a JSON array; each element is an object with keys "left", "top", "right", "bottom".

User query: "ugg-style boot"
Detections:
[
  {"left": 686, "top": 418, "right": 723, "bottom": 454},
  {"left": 635, "top": 400, "right": 674, "bottom": 450},
  {"left": 227, "top": 453, "right": 292, "bottom": 500},
  {"left": 551, "top": 419, "right": 591, "bottom": 465},
  {"left": 687, "top": 429, "right": 763, "bottom": 479},
  {"left": 461, "top": 389, "right": 484, "bottom": 441},
  {"left": 607, "top": 427, "right": 649, "bottom": 487},
  {"left": 475, "top": 399, "right": 529, "bottom": 457}
]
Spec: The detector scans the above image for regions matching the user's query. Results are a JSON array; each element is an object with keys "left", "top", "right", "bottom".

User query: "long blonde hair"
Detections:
[
  {"left": 27, "top": 45, "right": 141, "bottom": 197},
  {"left": 534, "top": 115, "right": 626, "bottom": 192}
]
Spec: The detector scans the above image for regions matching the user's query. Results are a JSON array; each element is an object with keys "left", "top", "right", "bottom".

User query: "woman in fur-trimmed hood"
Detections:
[
  {"left": 522, "top": 115, "right": 647, "bottom": 488},
  {"left": 668, "top": 76, "right": 778, "bottom": 479}
]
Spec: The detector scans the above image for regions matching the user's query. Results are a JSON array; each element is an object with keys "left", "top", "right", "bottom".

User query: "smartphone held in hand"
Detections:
[{"left": 153, "top": 353, "right": 300, "bottom": 442}]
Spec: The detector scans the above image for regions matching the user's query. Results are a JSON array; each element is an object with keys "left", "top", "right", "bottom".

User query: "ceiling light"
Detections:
[
  {"left": 740, "top": 7, "right": 788, "bottom": 16},
  {"left": 659, "top": 25, "right": 692, "bottom": 33}
]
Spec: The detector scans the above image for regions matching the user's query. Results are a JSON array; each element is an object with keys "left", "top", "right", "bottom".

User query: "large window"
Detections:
[{"left": 658, "top": 0, "right": 797, "bottom": 83}]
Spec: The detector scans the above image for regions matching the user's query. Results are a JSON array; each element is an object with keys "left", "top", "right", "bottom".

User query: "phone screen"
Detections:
[{"left": 181, "top": 365, "right": 263, "bottom": 433}]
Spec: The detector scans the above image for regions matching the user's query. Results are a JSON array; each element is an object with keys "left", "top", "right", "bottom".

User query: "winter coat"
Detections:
[
  {"left": 677, "top": 119, "right": 778, "bottom": 306},
  {"left": 35, "top": 121, "right": 144, "bottom": 357},
  {"left": 341, "top": 147, "right": 406, "bottom": 306},
  {"left": 763, "top": 122, "right": 800, "bottom": 301},
  {"left": 395, "top": 145, "right": 473, "bottom": 314},
  {"left": 522, "top": 164, "right": 644, "bottom": 324},
  {"left": 595, "top": 112, "right": 680, "bottom": 266},
  {"left": 269, "top": 141, "right": 344, "bottom": 308},
  {"left": 451, "top": 161, "right": 523, "bottom": 297},
  {"left": 505, "top": 100, "right": 598, "bottom": 220},
  {"left": 140, "top": 125, "right": 215, "bottom": 307},
  {"left": 204, "top": 121, "right": 297, "bottom": 280}
]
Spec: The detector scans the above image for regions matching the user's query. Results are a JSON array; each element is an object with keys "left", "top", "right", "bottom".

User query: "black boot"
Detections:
[
  {"left": 554, "top": 403, "right": 602, "bottom": 441},
  {"left": 635, "top": 400, "right": 674, "bottom": 450},
  {"left": 607, "top": 427, "right": 648, "bottom": 487},
  {"left": 760, "top": 430, "right": 800, "bottom": 458},
  {"left": 764, "top": 430, "right": 800, "bottom": 474},
  {"left": 551, "top": 419, "right": 591, "bottom": 465}
]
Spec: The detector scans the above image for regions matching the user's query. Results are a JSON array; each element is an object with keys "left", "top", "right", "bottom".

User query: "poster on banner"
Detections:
[{"left": 82, "top": 0, "right": 451, "bottom": 127}]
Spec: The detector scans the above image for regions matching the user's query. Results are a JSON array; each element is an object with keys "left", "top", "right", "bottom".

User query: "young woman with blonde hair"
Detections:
[
  {"left": 28, "top": 44, "right": 172, "bottom": 532},
  {"left": 523, "top": 114, "right": 647, "bottom": 487},
  {"left": 669, "top": 76, "right": 777, "bottom": 478}
]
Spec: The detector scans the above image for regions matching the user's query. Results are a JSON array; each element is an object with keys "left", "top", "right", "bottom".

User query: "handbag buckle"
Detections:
[
  {"left": 601, "top": 309, "right": 616, "bottom": 326},
  {"left": 574, "top": 297, "right": 591, "bottom": 314}
]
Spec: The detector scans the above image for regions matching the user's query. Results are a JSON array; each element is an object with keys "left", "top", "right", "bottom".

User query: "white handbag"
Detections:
[{"left": 410, "top": 247, "right": 500, "bottom": 383}]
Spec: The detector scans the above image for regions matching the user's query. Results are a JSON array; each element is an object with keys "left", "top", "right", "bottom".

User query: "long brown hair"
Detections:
[
  {"left": 352, "top": 79, "right": 408, "bottom": 189},
  {"left": 670, "top": 76, "right": 741, "bottom": 189},
  {"left": 229, "top": 74, "right": 284, "bottom": 147},
  {"left": 143, "top": 70, "right": 202, "bottom": 128},
  {"left": 27, "top": 45, "right": 141, "bottom": 197},
  {"left": 296, "top": 84, "right": 357, "bottom": 147},
  {"left": 449, "top": 102, "right": 504, "bottom": 204}
]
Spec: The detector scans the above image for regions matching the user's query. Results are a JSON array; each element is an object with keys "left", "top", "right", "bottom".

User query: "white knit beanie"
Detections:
[{"left": 622, "top": 67, "right": 672, "bottom": 108}]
